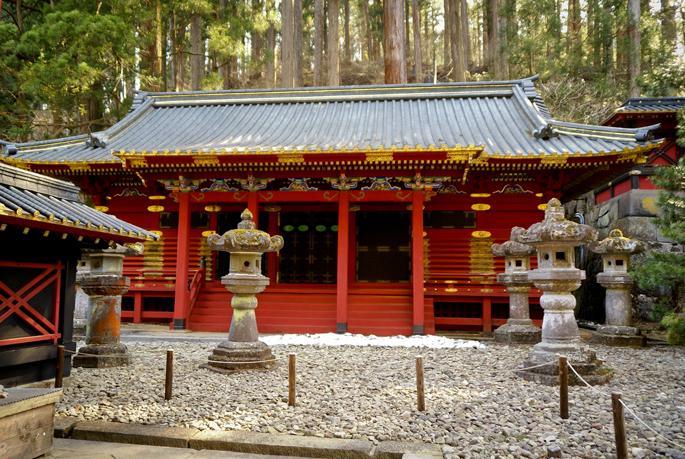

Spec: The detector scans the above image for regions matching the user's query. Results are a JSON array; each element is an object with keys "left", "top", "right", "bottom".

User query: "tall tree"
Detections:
[
  {"left": 384, "top": 0, "right": 407, "bottom": 83},
  {"left": 190, "top": 15, "right": 202, "bottom": 90},
  {"left": 314, "top": 0, "right": 325, "bottom": 84},
  {"left": 461, "top": 0, "right": 470, "bottom": 69},
  {"left": 328, "top": 0, "right": 340, "bottom": 85},
  {"left": 412, "top": 0, "right": 422, "bottom": 82},
  {"left": 344, "top": 0, "right": 351, "bottom": 61},
  {"left": 294, "top": 0, "right": 303, "bottom": 86},
  {"left": 627, "top": 0, "right": 640, "bottom": 96},
  {"left": 448, "top": 0, "right": 465, "bottom": 81},
  {"left": 661, "top": 0, "right": 676, "bottom": 53},
  {"left": 281, "top": 0, "right": 294, "bottom": 87}
]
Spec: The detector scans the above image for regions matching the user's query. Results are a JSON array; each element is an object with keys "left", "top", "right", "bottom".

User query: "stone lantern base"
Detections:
[
  {"left": 494, "top": 319, "right": 541, "bottom": 344},
  {"left": 72, "top": 343, "right": 131, "bottom": 368},
  {"left": 591, "top": 325, "right": 646, "bottom": 347},
  {"left": 201, "top": 341, "right": 276, "bottom": 374},
  {"left": 517, "top": 342, "right": 614, "bottom": 386}
]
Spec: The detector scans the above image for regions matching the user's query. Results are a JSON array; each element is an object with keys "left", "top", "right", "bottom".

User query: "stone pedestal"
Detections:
[
  {"left": 73, "top": 287, "right": 89, "bottom": 340},
  {"left": 491, "top": 241, "right": 541, "bottom": 344},
  {"left": 73, "top": 244, "right": 143, "bottom": 369},
  {"left": 512, "top": 198, "right": 613, "bottom": 385},
  {"left": 589, "top": 230, "right": 646, "bottom": 347},
  {"left": 201, "top": 210, "right": 283, "bottom": 374}
]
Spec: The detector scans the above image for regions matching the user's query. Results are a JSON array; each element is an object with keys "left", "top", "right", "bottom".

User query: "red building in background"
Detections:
[{"left": 1, "top": 78, "right": 663, "bottom": 336}]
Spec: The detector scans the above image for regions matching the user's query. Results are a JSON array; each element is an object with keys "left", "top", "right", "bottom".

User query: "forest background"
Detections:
[{"left": 1, "top": 0, "right": 684, "bottom": 143}]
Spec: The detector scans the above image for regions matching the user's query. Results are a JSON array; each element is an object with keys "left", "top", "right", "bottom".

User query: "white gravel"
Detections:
[{"left": 58, "top": 338, "right": 685, "bottom": 459}]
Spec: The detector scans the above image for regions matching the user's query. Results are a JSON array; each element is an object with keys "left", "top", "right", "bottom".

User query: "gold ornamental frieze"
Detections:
[
  {"left": 365, "top": 152, "right": 394, "bottom": 163},
  {"left": 277, "top": 153, "right": 305, "bottom": 164},
  {"left": 540, "top": 155, "right": 568, "bottom": 165},
  {"left": 194, "top": 157, "right": 220, "bottom": 166},
  {"left": 446, "top": 152, "right": 470, "bottom": 162}
]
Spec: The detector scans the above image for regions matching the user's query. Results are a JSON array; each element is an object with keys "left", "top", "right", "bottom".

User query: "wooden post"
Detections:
[
  {"left": 133, "top": 292, "right": 143, "bottom": 324},
  {"left": 336, "top": 192, "right": 349, "bottom": 333},
  {"left": 482, "top": 297, "right": 492, "bottom": 332},
  {"left": 612, "top": 392, "right": 628, "bottom": 459},
  {"left": 173, "top": 192, "right": 191, "bottom": 329},
  {"left": 165, "top": 349, "right": 174, "bottom": 400},
  {"left": 416, "top": 355, "right": 425, "bottom": 411},
  {"left": 268, "top": 209, "right": 279, "bottom": 282},
  {"left": 55, "top": 345, "right": 64, "bottom": 389},
  {"left": 289, "top": 353, "right": 296, "bottom": 407},
  {"left": 559, "top": 355, "right": 569, "bottom": 419},
  {"left": 411, "top": 191, "right": 425, "bottom": 335}
]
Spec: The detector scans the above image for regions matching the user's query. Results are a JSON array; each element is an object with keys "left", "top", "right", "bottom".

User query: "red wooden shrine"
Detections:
[{"left": 1, "top": 78, "right": 662, "bottom": 335}]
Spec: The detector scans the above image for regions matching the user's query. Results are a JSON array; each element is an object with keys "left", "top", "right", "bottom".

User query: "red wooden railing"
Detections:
[
  {"left": 0, "top": 261, "right": 62, "bottom": 346},
  {"left": 186, "top": 267, "right": 206, "bottom": 323}
]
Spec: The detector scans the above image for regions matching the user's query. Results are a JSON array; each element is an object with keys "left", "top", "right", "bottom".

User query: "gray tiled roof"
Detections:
[
  {"left": 617, "top": 97, "right": 685, "bottom": 113},
  {"left": 0, "top": 162, "right": 158, "bottom": 241},
  {"left": 2, "top": 77, "right": 660, "bottom": 165}
]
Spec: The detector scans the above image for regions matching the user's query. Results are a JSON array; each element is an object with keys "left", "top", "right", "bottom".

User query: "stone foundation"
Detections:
[
  {"left": 517, "top": 342, "right": 613, "bottom": 386},
  {"left": 494, "top": 321, "right": 541, "bottom": 345},
  {"left": 201, "top": 341, "right": 277, "bottom": 374},
  {"left": 591, "top": 325, "right": 646, "bottom": 347},
  {"left": 72, "top": 343, "right": 131, "bottom": 368}
]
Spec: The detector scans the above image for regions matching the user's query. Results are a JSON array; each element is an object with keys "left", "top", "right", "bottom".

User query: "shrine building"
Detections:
[{"left": 0, "top": 77, "right": 663, "bottom": 336}]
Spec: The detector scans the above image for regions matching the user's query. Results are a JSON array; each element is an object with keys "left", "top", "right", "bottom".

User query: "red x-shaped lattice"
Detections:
[{"left": 0, "top": 261, "right": 62, "bottom": 346}]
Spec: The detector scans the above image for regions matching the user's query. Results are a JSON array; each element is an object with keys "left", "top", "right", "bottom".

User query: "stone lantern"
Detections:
[
  {"left": 512, "top": 198, "right": 612, "bottom": 385},
  {"left": 202, "top": 209, "right": 284, "bottom": 373},
  {"left": 490, "top": 240, "right": 541, "bottom": 344},
  {"left": 73, "top": 243, "right": 144, "bottom": 368},
  {"left": 589, "top": 229, "right": 645, "bottom": 347}
]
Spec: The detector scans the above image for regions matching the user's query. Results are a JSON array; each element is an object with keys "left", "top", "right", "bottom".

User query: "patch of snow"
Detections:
[{"left": 260, "top": 332, "right": 485, "bottom": 349}]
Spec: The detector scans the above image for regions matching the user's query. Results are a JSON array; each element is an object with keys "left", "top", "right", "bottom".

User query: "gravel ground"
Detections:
[{"left": 58, "top": 340, "right": 685, "bottom": 459}]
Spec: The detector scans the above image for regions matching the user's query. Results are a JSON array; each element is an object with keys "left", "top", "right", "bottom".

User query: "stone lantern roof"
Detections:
[
  {"left": 490, "top": 240, "right": 536, "bottom": 257},
  {"left": 511, "top": 198, "right": 598, "bottom": 246},
  {"left": 207, "top": 210, "right": 284, "bottom": 253},
  {"left": 589, "top": 229, "right": 644, "bottom": 255}
]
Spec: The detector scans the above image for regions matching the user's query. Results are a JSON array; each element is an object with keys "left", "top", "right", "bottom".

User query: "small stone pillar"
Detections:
[
  {"left": 512, "top": 198, "right": 612, "bottom": 385},
  {"left": 589, "top": 229, "right": 646, "bottom": 347},
  {"left": 201, "top": 209, "right": 284, "bottom": 373},
  {"left": 72, "top": 243, "right": 144, "bottom": 368},
  {"left": 490, "top": 240, "right": 541, "bottom": 344}
]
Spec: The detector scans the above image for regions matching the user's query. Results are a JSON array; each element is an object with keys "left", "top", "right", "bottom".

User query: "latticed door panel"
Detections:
[
  {"left": 278, "top": 212, "right": 338, "bottom": 284},
  {"left": 0, "top": 261, "right": 62, "bottom": 346}
]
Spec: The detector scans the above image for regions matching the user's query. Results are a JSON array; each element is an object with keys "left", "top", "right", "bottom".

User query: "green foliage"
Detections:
[
  {"left": 660, "top": 313, "right": 685, "bottom": 345},
  {"left": 630, "top": 147, "right": 685, "bottom": 344}
]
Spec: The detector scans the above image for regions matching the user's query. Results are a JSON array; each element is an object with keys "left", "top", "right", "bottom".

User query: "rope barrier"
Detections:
[{"left": 567, "top": 362, "right": 685, "bottom": 452}]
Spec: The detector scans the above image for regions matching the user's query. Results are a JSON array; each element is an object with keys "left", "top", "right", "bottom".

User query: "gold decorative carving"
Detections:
[
  {"left": 349, "top": 205, "right": 361, "bottom": 211},
  {"left": 540, "top": 155, "right": 568, "bottom": 165},
  {"left": 150, "top": 230, "right": 163, "bottom": 236},
  {"left": 445, "top": 287, "right": 458, "bottom": 292},
  {"left": 194, "top": 157, "right": 220, "bottom": 166},
  {"left": 538, "top": 204, "right": 548, "bottom": 210},
  {"left": 202, "top": 230, "right": 216, "bottom": 237},
  {"left": 535, "top": 193, "right": 544, "bottom": 197},
  {"left": 446, "top": 152, "right": 470, "bottom": 162},
  {"left": 277, "top": 153, "right": 305, "bottom": 163},
  {"left": 148, "top": 205, "right": 164, "bottom": 212},
  {"left": 471, "top": 203, "right": 491, "bottom": 211},
  {"left": 265, "top": 205, "right": 281, "bottom": 212},
  {"left": 470, "top": 193, "right": 491, "bottom": 198},
  {"left": 471, "top": 231, "right": 492, "bottom": 238},
  {"left": 149, "top": 196, "right": 166, "bottom": 200},
  {"left": 94, "top": 206, "right": 109, "bottom": 212},
  {"left": 365, "top": 152, "right": 393, "bottom": 162},
  {"left": 69, "top": 164, "right": 91, "bottom": 171},
  {"left": 205, "top": 205, "right": 222, "bottom": 212},
  {"left": 129, "top": 159, "right": 148, "bottom": 167}
]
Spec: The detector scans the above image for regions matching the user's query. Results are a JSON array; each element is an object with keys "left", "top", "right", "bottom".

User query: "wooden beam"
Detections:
[
  {"left": 172, "top": 192, "right": 191, "bottom": 329},
  {"left": 336, "top": 192, "right": 349, "bottom": 333},
  {"left": 411, "top": 190, "right": 425, "bottom": 335}
]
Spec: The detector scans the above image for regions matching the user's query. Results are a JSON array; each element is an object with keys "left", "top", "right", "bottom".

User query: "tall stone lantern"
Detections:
[
  {"left": 202, "top": 209, "right": 284, "bottom": 373},
  {"left": 73, "top": 243, "right": 144, "bottom": 368},
  {"left": 589, "top": 229, "right": 646, "bottom": 347},
  {"left": 490, "top": 240, "right": 541, "bottom": 344},
  {"left": 512, "top": 198, "right": 612, "bottom": 385}
]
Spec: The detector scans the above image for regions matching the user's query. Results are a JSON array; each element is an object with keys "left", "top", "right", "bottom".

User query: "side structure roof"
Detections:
[
  {"left": 1, "top": 76, "right": 661, "bottom": 166},
  {"left": 603, "top": 97, "right": 685, "bottom": 127},
  {"left": 0, "top": 162, "right": 158, "bottom": 242}
]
